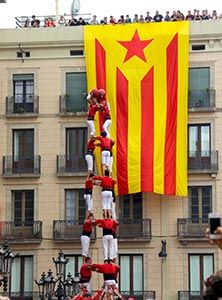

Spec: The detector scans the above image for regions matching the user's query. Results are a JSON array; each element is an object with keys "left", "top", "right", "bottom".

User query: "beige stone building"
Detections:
[{"left": 0, "top": 21, "right": 222, "bottom": 300}]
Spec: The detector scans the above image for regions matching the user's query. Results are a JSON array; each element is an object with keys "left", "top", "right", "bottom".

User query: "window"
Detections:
[
  {"left": 65, "top": 189, "right": 85, "bottom": 223},
  {"left": 189, "top": 254, "right": 213, "bottom": 298},
  {"left": 189, "top": 187, "right": 212, "bottom": 223},
  {"left": 65, "top": 255, "right": 82, "bottom": 277},
  {"left": 188, "top": 67, "right": 210, "bottom": 108},
  {"left": 13, "top": 74, "right": 34, "bottom": 113},
  {"left": 119, "top": 193, "right": 142, "bottom": 221},
  {"left": 10, "top": 256, "right": 33, "bottom": 297},
  {"left": 119, "top": 255, "right": 143, "bottom": 293},
  {"left": 65, "top": 128, "right": 87, "bottom": 172},
  {"left": 66, "top": 72, "right": 87, "bottom": 112},
  {"left": 13, "top": 129, "right": 34, "bottom": 173},
  {"left": 13, "top": 190, "right": 34, "bottom": 226}
]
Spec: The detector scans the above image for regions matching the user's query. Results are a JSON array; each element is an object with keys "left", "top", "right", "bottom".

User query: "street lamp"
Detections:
[
  {"left": 36, "top": 250, "right": 77, "bottom": 300},
  {"left": 0, "top": 242, "right": 18, "bottom": 292}
]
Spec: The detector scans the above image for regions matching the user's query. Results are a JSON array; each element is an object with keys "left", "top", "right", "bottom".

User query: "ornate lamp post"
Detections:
[
  {"left": 36, "top": 250, "right": 76, "bottom": 300},
  {"left": 0, "top": 242, "right": 18, "bottom": 292}
]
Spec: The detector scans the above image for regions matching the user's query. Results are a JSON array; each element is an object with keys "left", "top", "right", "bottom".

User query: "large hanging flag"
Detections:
[{"left": 84, "top": 22, "right": 189, "bottom": 196}]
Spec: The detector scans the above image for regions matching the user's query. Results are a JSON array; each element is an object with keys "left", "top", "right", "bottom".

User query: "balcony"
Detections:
[
  {"left": 59, "top": 95, "right": 87, "bottom": 116},
  {"left": 177, "top": 218, "right": 208, "bottom": 243},
  {"left": 0, "top": 221, "right": 42, "bottom": 243},
  {"left": 118, "top": 219, "right": 152, "bottom": 241},
  {"left": 188, "top": 89, "right": 215, "bottom": 112},
  {"left": 121, "top": 291, "right": 156, "bottom": 300},
  {"left": 57, "top": 155, "right": 86, "bottom": 176},
  {"left": 178, "top": 291, "right": 201, "bottom": 300},
  {"left": 188, "top": 151, "right": 218, "bottom": 174},
  {"left": 53, "top": 220, "right": 96, "bottom": 241},
  {"left": 6, "top": 96, "right": 39, "bottom": 117},
  {"left": 3, "top": 155, "right": 41, "bottom": 177}
]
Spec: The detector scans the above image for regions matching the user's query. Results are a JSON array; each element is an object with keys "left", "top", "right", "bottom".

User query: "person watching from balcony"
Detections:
[
  {"left": 90, "top": 15, "right": 99, "bottom": 25},
  {"left": 31, "top": 15, "right": 40, "bottom": 27},
  {"left": 58, "top": 15, "right": 66, "bottom": 26},
  {"left": 67, "top": 15, "right": 78, "bottom": 26}
]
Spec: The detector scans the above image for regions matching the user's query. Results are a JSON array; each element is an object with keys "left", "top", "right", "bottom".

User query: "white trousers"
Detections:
[
  {"left": 85, "top": 154, "right": 93, "bottom": 172},
  {"left": 102, "top": 234, "right": 114, "bottom": 260},
  {"left": 86, "top": 120, "right": 95, "bottom": 136},
  {"left": 103, "top": 119, "right": 112, "bottom": 138},
  {"left": 112, "top": 238, "right": 118, "bottom": 259},
  {"left": 102, "top": 190, "right": 112, "bottom": 210},
  {"left": 84, "top": 194, "right": 93, "bottom": 212},
  {"left": 81, "top": 235, "right": 90, "bottom": 257},
  {"left": 101, "top": 150, "right": 111, "bottom": 167},
  {"left": 111, "top": 201, "right": 116, "bottom": 220},
  {"left": 109, "top": 155, "right": 113, "bottom": 173}
]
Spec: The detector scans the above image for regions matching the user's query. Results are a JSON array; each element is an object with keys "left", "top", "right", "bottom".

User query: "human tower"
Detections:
[{"left": 74, "top": 89, "right": 123, "bottom": 300}]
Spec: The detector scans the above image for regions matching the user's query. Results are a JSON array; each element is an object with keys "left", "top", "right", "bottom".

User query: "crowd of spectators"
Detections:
[{"left": 21, "top": 9, "right": 222, "bottom": 28}]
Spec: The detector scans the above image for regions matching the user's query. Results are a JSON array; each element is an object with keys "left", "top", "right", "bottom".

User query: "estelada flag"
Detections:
[{"left": 84, "top": 22, "right": 189, "bottom": 196}]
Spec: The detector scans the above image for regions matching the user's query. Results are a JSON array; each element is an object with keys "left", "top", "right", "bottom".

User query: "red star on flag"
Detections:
[{"left": 118, "top": 30, "right": 153, "bottom": 63}]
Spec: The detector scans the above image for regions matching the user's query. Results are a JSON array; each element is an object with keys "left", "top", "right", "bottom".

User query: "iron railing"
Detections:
[
  {"left": 118, "top": 219, "right": 152, "bottom": 240},
  {"left": 53, "top": 220, "right": 96, "bottom": 241},
  {"left": 178, "top": 290, "right": 201, "bottom": 300},
  {"left": 177, "top": 218, "right": 208, "bottom": 239},
  {"left": 6, "top": 96, "right": 39, "bottom": 115},
  {"left": 0, "top": 221, "right": 42, "bottom": 242},
  {"left": 57, "top": 155, "right": 86, "bottom": 174},
  {"left": 188, "top": 89, "right": 215, "bottom": 110},
  {"left": 59, "top": 95, "right": 87, "bottom": 114},
  {"left": 188, "top": 151, "right": 218, "bottom": 172},
  {"left": 121, "top": 291, "right": 156, "bottom": 300},
  {"left": 3, "top": 155, "right": 41, "bottom": 175}
]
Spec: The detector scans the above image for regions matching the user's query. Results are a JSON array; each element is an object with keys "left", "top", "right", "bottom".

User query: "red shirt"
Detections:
[
  {"left": 82, "top": 219, "right": 93, "bottom": 232},
  {"left": 95, "top": 219, "right": 118, "bottom": 230},
  {"left": 80, "top": 263, "right": 92, "bottom": 279},
  {"left": 87, "top": 139, "right": 95, "bottom": 152},
  {"left": 92, "top": 263, "right": 119, "bottom": 275},
  {"left": 93, "top": 176, "right": 116, "bottom": 189},
  {"left": 95, "top": 137, "right": 114, "bottom": 151},
  {"left": 85, "top": 179, "right": 93, "bottom": 189}
]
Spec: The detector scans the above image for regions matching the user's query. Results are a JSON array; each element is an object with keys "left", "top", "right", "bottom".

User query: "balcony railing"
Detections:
[
  {"left": 121, "top": 291, "right": 156, "bottom": 300},
  {"left": 118, "top": 219, "right": 152, "bottom": 241},
  {"left": 0, "top": 221, "right": 42, "bottom": 242},
  {"left": 177, "top": 218, "right": 208, "bottom": 241},
  {"left": 53, "top": 220, "right": 96, "bottom": 241},
  {"left": 0, "top": 292, "right": 39, "bottom": 300},
  {"left": 6, "top": 96, "right": 39, "bottom": 115},
  {"left": 188, "top": 151, "right": 218, "bottom": 173},
  {"left": 59, "top": 95, "right": 87, "bottom": 115},
  {"left": 57, "top": 155, "right": 86, "bottom": 175},
  {"left": 3, "top": 155, "right": 41, "bottom": 176},
  {"left": 178, "top": 291, "right": 201, "bottom": 300},
  {"left": 188, "top": 89, "right": 215, "bottom": 111}
]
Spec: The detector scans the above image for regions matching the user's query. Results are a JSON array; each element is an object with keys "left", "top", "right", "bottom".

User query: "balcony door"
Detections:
[
  {"left": 13, "top": 74, "right": 34, "bottom": 113},
  {"left": 189, "top": 254, "right": 213, "bottom": 299},
  {"left": 10, "top": 256, "right": 33, "bottom": 300},
  {"left": 119, "top": 255, "right": 143, "bottom": 296},
  {"left": 66, "top": 128, "right": 87, "bottom": 172},
  {"left": 188, "top": 124, "right": 210, "bottom": 169},
  {"left": 13, "top": 129, "right": 34, "bottom": 173}
]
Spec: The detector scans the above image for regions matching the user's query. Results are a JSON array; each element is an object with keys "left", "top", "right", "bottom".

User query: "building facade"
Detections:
[{"left": 0, "top": 21, "right": 222, "bottom": 300}]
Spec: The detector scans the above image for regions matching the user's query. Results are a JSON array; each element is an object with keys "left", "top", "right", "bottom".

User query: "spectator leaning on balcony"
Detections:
[
  {"left": 133, "top": 14, "right": 139, "bottom": 23},
  {"left": 109, "top": 16, "right": 117, "bottom": 24},
  {"left": 117, "top": 15, "right": 125, "bottom": 24},
  {"left": 185, "top": 10, "right": 194, "bottom": 20},
  {"left": 164, "top": 11, "right": 171, "bottom": 21},
  {"left": 67, "top": 15, "right": 78, "bottom": 26},
  {"left": 139, "top": 15, "right": 145, "bottom": 23},
  {"left": 90, "top": 15, "right": 99, "bottom": 25},
  {"left": 153, "top": 10, "right": 163, "bottom": 22},
  {"left": 145, "top": 11, "right": 152, "bottom": 22},
  {"left": 31, "top": 15, "right": 40, "bottom": 27},
  {"left": 125, "top": 15, "right": 132, "bottom": 23},
  {"left": 58, "top": 15, "right": 66, "bottom": 26},
  {"left": 100, "top": 17, "right": 108, "bottom": 24}
]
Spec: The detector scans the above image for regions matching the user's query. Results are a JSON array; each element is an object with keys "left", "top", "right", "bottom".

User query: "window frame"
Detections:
[
  {"left": 12, "top": 190, "right": 34, "bottom": 226},
  {"left": 65, "top": 189, "right": 85, "bottom": 223}
]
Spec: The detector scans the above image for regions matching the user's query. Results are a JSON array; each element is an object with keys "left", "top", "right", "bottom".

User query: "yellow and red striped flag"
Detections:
[{"left": 84, "top": 22, "right": 189, "bottom": 196}]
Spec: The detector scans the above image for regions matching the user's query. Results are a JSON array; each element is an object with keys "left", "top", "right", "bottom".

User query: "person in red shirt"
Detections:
[
  {"left": 95, "top": 218, "right": 119, "bottom": 260},
  {"left": 79, "top": 257, "right": 93, "bottom": 294},
  {"left": 92, "top": 260, "right": 123, "bottom": 300},
  {"left": 84, "top": 173, "right": 94, "bottom": 217},
  {"left": 97, "top": 89, "right": 112, "bottom": 138},
  {"left": 93, "top": 170, "right": 116, "bottom": 218},
  {"left": 95, "top": 132, "right": 115, "bottom": 175},
  {"left": 86, "top": 89, "right": 99, "bottom": 137},
  {"left": 81, "top": 215, "right": 95, "bottom": 262},
  {"left": 85, "top": 138, "right": 96, "bottom": 175}
]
